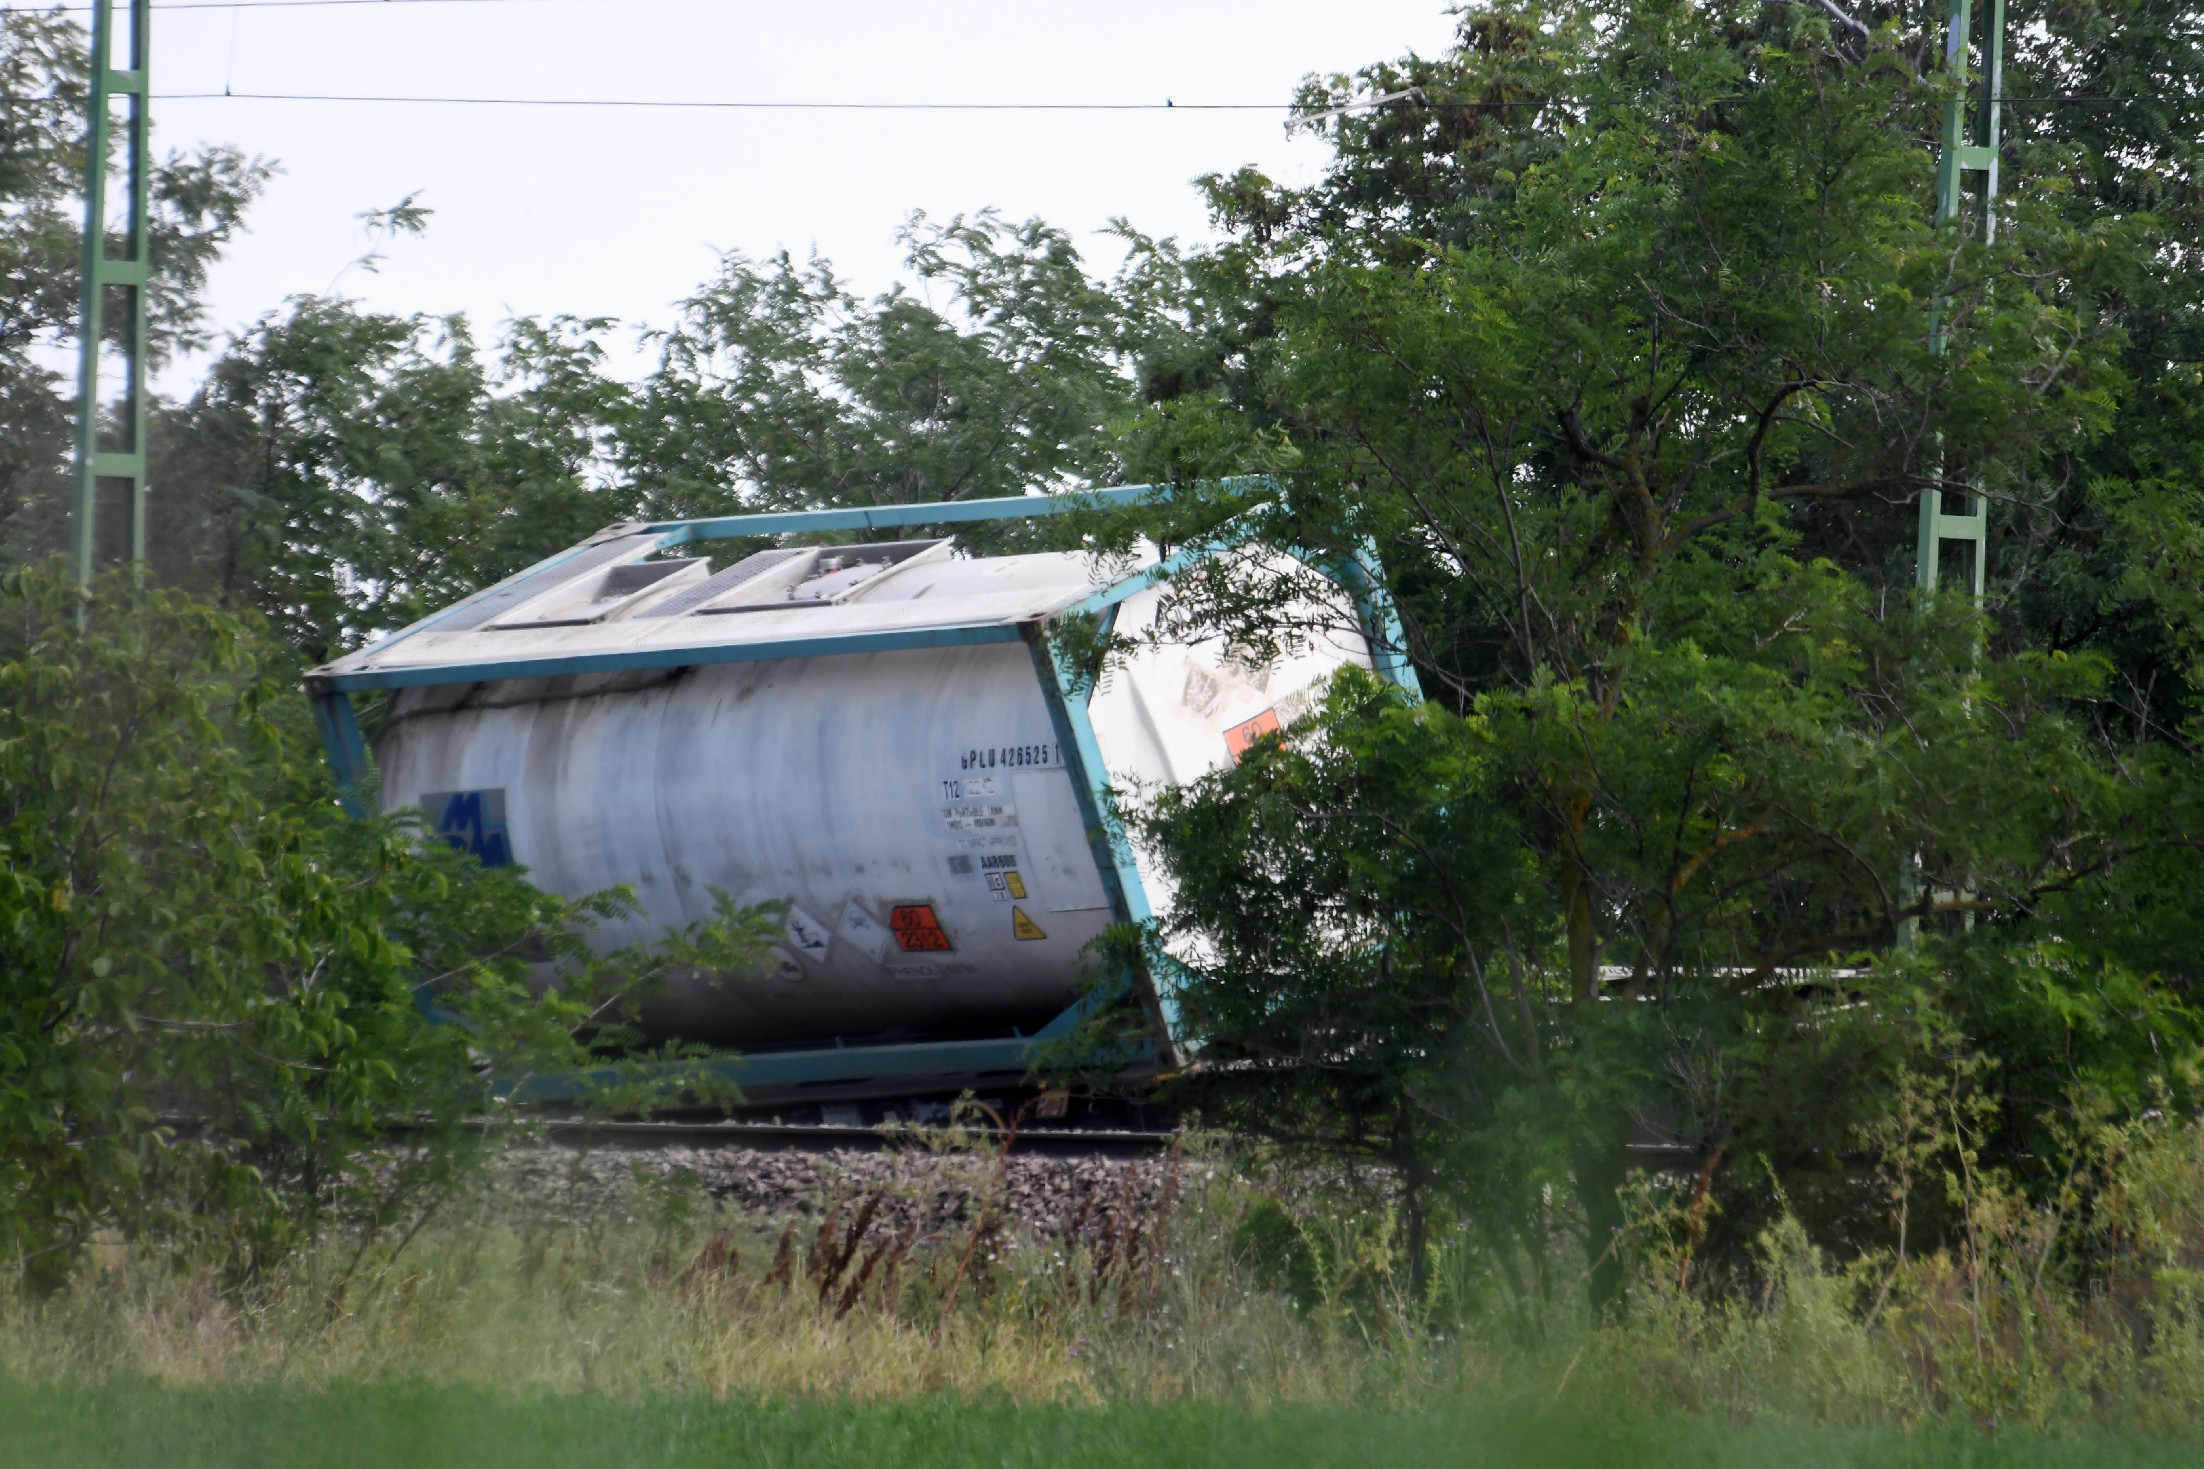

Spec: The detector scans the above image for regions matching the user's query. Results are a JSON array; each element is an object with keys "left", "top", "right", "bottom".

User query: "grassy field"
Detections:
[
  {"left": 8, "top": 1128, "right": 2204, "bottom": 1465},
  {"left": 2, "top": 1380, "right": 2199, "bottom": 1469}
]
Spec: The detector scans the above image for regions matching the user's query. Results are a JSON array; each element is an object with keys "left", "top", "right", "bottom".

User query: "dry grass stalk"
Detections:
[
  {"left": 762, "top": 1226, "right": 796, "bottom": 1289},
  {"left": 932, "top": 1099, "right": 1034, "bottom": 1341},
  {"left": 815, "top": 1191, "right": 885, "bottom": 1310}
]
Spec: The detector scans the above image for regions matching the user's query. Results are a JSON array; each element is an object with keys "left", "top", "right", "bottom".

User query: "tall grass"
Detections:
[
  {"left": 0, "top": 1146, "right": 1409, "bottom": 1406},
  {"left": 5, "top": 1111, "right": 2204, "bottom": 1438}
]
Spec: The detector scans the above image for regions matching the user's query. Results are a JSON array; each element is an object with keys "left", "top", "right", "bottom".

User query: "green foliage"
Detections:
[
  {"left": 1124, "top": 0, "right": 2204, "bottom": 1308},
  {"left": 140, "top": 211, "right": 1205, "bottom": 658},
  {"left": 623, "top": 212, "right": 1180, "bottom": 521},
  {"left": 0, "top": 11, "right": 269, "bottom": 568},
  {"left": 2000, "top": 0, "right": 2204, "bottom": 735},
  {"left": 150, "top": 304, "right": 639, "bottom": 660},
  {"left": 1146, "top": 673, "right": 1553, "bottom": 1283},
  {"left": 0, "top": 564, "right": 775, "bottom": 1287}
]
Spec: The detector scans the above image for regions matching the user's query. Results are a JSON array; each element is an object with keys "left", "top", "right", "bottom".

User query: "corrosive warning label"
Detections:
[
  {"left": 1012, "top": 907, "right": 1047, "bottom": 941},
  {"left": 890, "top": 904, "right": 954, "bottom": 952}
]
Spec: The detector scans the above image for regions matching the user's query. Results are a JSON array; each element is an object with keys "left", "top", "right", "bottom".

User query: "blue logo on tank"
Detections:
[{"left": 426, "top": 788, "right": 512, "bottom": 868}]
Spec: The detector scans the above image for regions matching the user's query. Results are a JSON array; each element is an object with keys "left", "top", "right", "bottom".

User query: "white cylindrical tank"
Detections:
[{"left": 378, "top": 642, "right": 1117, "bottom": 1047}]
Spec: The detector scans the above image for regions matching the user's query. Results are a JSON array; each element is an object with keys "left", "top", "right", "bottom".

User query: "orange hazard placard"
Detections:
[
  {"left": 889, "top": 904, "right": 953, "bottom": 951},
  {"left": 1222, "top": 708, "right": 1282, "bottom": 763}
]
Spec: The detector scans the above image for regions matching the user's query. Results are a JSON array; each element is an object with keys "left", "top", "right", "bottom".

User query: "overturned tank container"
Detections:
[{"left": 304, "top": 488, "right": 1419, "bottom": 1102}]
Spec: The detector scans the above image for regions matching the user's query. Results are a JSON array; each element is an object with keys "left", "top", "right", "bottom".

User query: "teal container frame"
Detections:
[{"left": 303, "top": 483, "right": 1421, "bottom": 1102}]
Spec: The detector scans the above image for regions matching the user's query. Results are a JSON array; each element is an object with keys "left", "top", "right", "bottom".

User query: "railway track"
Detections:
[
  {"left": 489, "top": 1116, "right": 1195, "bottom": 1239},
  {"left": 527, "top": 1117, "right": 1177, "bottom": 1159}
]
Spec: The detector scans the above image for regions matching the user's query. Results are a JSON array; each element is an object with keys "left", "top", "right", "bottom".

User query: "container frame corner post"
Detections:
[{"left": 71, "top": 0, "right": 153, "bottom": 594}]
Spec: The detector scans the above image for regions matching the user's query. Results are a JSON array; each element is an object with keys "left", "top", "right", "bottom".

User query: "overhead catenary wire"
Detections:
[
  {"left": 154, "top": 93, "right": 1330, "bottom": 110},
  {"left": 6, "top": 3, "right": 2199, "bottom": 110},
  {"left": 8, "top": 1, "right": 620, "bottom": 13},
  {"left": 143, "top": 90, "right": 2203, "bottom": 111},
  {"left": 7, "top": 5, "right": 2189, "bottom": 114},
  {"left": 2000, "top": 94, "right": 2204, "bottom": 104},
  {"left": 0, "top": 81, "right": 2168, "bottom": 115}
]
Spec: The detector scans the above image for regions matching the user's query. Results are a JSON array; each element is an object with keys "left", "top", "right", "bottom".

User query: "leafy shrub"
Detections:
[{"left": 0, "top": 564, "right": 773, "bottom": 1288}]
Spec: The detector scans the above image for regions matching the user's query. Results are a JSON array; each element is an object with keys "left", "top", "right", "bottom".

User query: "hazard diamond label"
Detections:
[
  {"left": 1223, "top": 707, "right": 1282, "bottom": 763},
  {"left": 889, "top": 904, "right": 953, "bottom": 952},
  {"left": 1011, "top": 906, "right": 1047, "bottom": 941}
]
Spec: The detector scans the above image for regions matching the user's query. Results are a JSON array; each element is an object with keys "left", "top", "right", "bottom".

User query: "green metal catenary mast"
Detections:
[
  {"left": 71, "top": 0, "right": 153, "bottom": 590},
  {"left": 1899, "top": 0, "right": 2004, "bottom": 947},
  {"left": 1919, "top": 0, "right": 2003, "bottom": 600}
]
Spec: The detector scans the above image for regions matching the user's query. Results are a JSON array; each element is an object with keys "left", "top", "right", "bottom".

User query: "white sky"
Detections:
[{"left": 139, "top": 0, "right": 1462, "bottom": 387}]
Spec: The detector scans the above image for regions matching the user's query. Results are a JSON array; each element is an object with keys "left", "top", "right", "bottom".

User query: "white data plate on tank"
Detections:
[{"left": 1011, "top": 770, "right": 1113, "bottom": 912}]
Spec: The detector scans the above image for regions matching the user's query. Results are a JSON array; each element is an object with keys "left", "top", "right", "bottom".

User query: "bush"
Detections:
[{"left": 0, "top": 564, "right": 773, "bottom": 1288}]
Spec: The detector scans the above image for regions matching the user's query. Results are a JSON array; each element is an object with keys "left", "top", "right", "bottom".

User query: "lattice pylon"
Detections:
[
  {"left": 1901, "top": 0, "right": 2002, "bottom": 948},
  {"left": 1918, "top": 0, "right": 2001, "bottom": 600},
  {"left": 71, "top": 1, "right": 153, "bottom": 589}
]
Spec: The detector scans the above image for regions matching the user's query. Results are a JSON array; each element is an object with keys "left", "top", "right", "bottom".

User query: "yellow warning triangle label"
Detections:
[{"left": 1012, "top": 906, "right": 1047, "bottom": 941}]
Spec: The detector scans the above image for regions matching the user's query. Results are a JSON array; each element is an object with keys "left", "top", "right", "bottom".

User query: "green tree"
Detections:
[
  {"left": 1143, "top": 673, "right": 1553, "bottom": 1300},
  {"left": 1997, "top": 0, "right": 2204, "bottom": 738},
  {"left": 152, "top": 302, "right": 638, "bottom": 659},
  {"left": 1122, "top": 0, "right": 2204, "bottom": 1309},
  {"left": 623, "top": 211, "right": 1187, "bottom": 519},
  {"left": 153, "top": 210, "right": 1202, "bottom": 658}
]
